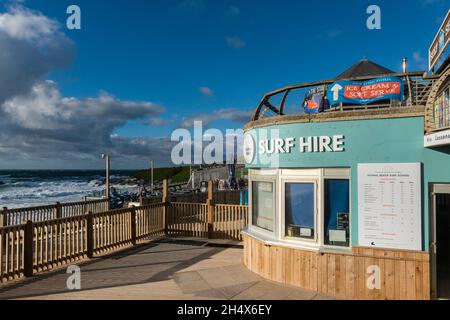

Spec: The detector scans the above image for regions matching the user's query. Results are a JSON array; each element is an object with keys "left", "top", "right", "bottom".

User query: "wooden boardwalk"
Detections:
[{"left": 0, "top": 239, "right": 334, "bottom": 300}]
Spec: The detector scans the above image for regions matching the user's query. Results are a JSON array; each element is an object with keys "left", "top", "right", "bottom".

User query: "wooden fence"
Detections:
[
  {"left": 0, "top": 180, "right": 248, "bottom": 285},
  {"left": 141, "top": 190, "right": 245, "bottom": 205},
  {"left": 0, "top": 203, "right": 165, "bottom": 283},
  {"left": 167, "top": 203, "right": 208, "bottom": 238},
  {"left": 1, "top": 198, "right": 109, "bottom": 227}
]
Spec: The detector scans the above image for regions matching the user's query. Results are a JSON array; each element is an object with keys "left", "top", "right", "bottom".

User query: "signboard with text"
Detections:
[
  {"left": 357, "top": 163, "right": 422, "bottom": 251},
  {"left": 429, "top": 9, "right": 450, "bottom": 71},
  {"left": 327, "top": 76, "right": 404, "bottom": 107},
  {"left": 424, "top": 129, "right": 450, "bottom": 148}
]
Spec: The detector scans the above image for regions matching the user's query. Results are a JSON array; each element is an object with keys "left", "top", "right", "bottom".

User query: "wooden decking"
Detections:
[{"left": 0, "top": 239, "right": 333, "bottom": 300}]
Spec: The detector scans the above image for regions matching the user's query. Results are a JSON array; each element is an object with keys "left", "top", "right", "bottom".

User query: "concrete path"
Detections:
[{"left": 0, "top": 239, "right": 333, "bottom": 300}]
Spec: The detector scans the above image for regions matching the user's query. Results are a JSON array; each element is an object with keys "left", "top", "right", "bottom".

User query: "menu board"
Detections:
[{"left": 357, "top": 163, "right": 422, "bottom": 251}]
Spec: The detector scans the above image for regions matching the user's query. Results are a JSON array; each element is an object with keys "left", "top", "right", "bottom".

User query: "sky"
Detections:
[{"left": 0, "top": 0, "right": 448, "bottom": 169}]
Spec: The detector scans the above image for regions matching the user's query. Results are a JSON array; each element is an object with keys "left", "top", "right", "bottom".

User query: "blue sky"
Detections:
[{"left": 0, "top": 0, "right": 448, "bottom": 169}]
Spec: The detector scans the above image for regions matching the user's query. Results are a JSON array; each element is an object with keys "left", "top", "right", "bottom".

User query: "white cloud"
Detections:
[
  {"left": 225, "top": 36, "right": 246, "bottom": 49},
  {"left": 0, "top": 5, "right": 59, "bottom": 41},
  {"left": 0, "top": 5, "right": 176, "bottom": 168},
  {"left": 199, "top": 86, "right": 214, "bottom": 97},
  {"left": 148, "top": 117, "right": 173, "bottom": 127},
  {"left": 180, "top": 108, "right": 252, "bottom": 128},
  {"left": 0, "top": 5, "right": 74, "bottom": 104}
]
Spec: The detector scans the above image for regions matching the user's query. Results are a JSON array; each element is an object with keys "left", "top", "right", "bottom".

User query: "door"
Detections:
[{"left": 431, "top": 184, "right": 450, "bottom": 299}]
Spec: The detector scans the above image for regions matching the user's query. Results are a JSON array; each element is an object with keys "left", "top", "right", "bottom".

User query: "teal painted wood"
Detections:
[{"left": 245, "top": 116, "right": 450, "bottom": 251}]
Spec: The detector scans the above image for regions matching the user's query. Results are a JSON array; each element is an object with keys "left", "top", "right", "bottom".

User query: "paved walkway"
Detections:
[{"left": 0, "top": 239, "right": 333, "bottom": 300}]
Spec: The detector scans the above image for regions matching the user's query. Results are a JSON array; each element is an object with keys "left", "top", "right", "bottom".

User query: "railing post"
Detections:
[
  {"left": 82, "top": 196, "right": 87, "bottom": 214},
  {"left": 131, "top": 206, "right": 137, "bottom": 245},
  {"left": 87, "top": 211, "right": 94, "bottom": 259},
  {"left": 1, "top": 207, "right": 8, "bottom": 227},
  {"left": 207, "top": 181, "right": 214, "bottom": 239},
  {"left": 24, "top": 220, "right": 34, "bottom": 277},
  {"left": 55, "top": 202, "right": 62, "bottom": 219},
  {"left": 162, "top": 179, "right": 169, "bottom": 235}
]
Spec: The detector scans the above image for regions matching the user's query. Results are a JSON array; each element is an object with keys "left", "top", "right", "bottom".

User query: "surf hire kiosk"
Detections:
[{"left": 242, "top": 19, "right": 450, "bottom": 301}]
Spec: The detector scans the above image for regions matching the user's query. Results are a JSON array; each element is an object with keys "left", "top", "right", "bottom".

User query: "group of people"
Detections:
[{"left": 214, "top": 177, "right": 247, "bottom": 191}]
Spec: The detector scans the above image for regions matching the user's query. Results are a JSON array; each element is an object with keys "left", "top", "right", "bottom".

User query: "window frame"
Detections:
[
  {"left": 281, "top": 178, "right": 319, "bottom": 245},
  {"left": 248, "top": 169, "right": 278, "bottom": 239},
  {"left": 321, "top": 171, "right": 352, "bottom": 249},
  {"left": 248, "top": 168, "right": 352, "bottom": 251}
]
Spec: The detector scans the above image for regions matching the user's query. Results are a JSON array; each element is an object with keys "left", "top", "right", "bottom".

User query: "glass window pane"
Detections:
[
  {"left": 252, "top": 181, "right": 274, "bottom": 231},
  {"left": 285, "top": 183, "right": 315, "bottom": 239},
  {"left": 324, "top": 179, "right": 350, "bottom": 247}
]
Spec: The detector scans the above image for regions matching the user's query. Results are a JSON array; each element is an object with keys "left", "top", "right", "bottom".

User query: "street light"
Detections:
[
  {"left": 402, "top": 57, "right": 408, "bottom": 73},
  {"left": 101, "top": 153, "right": 110, "bottom": 199},
  {"left": 150, "top": 160, "right": 154, "bottom": 194}
]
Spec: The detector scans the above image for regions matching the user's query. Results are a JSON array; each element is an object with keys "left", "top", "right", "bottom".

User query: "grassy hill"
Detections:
[
  {"left": 132, "top": 166, "right": 191, "bottom": 184},
  {"left": 132, "top": 164, "right": 241, "bottom": 184}
]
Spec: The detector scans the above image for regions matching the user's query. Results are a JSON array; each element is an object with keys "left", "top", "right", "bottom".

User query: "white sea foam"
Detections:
[{"left": 0, "top": 178, "right": 138, "bottom": 209}]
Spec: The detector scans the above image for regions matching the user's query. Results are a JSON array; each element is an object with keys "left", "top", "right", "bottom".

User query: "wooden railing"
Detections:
[
  {"left": 212, "top": 205, "right": 248, "bottom": 241},
  {"left": 136, "top": 203, "right": 165, "bottom": 241},
  {"left": 167, "top": 203, "right": 208, "bottom": 238},
  {"left": 0, "top": 198, "right": 109, "bottom": 227},
  {"left": 32, "top": 216, "right": 87, "bottom": 273},
  {"left": 0, "top": 180, "right": 248, "bottom": 285},
  {"left": 0, "top": 225, "right": 25, "bottom": 281},
  {"left": 167, "top": 203, "right": 248, "bottom": 240},
  {"left": 0, "top": 203, "right": 165, "bottom": 284},
  {"left": 141, "top": 190, "right": 245, "bottom": 206}
]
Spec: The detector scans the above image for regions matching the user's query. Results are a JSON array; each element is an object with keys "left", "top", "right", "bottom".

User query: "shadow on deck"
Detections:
[{"left": 0, "top": 239, "right": 333, "bottom": 300}]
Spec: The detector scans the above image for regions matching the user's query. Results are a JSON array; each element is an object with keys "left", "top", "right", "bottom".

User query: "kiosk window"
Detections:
[
  {"left": 252, "top": 181, "right": 274, "bottom": 231},
  {"left": 324, "top": 179, "right": 350, "bottom": 247},
  {"left": 285, "top": 183, "right": 315, "bottom": 239}
]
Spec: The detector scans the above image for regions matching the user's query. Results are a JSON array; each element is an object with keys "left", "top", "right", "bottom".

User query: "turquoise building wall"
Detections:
[{"left": 245, "top": 116, "right": 450, "bottom": 251}]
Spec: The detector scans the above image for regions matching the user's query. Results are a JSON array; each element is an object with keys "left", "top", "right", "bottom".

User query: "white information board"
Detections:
[{"left": 358, "top": 163, "right": 422, "bottom": 251}]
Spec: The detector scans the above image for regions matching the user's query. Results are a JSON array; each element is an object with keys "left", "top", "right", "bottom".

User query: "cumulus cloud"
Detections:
[
  {"left": 180, "top": 108, "right": 252, "bottom": 128},
  {"left": 199, "top": 86, "right": 214, "bottom": 97},
  {"left": 147, "top": 117, "right": 174, "bottom": 127},
  {"left": 0, "top": 5, "right": 176, "bottom": 168},
  {"left": 0, "top": 5, "right": 75, "bottom": 104},
  {"left": 225, "top": 36, "right": 246, "bottom": 49},
  {"left": 0, "top": 80, "right": 168, "bottom": 165}
]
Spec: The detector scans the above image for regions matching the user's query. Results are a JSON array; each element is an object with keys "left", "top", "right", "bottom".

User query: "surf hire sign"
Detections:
[
  {"left": 327, "top": 76, "right": 404, "bottom": 106},
  {"left": 244, "top": 131, "right": 345, "bottom": 166}
]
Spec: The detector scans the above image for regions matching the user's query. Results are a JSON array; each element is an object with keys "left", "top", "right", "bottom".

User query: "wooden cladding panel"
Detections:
[{"left": 243, "top": 235, "right": 430, "bottom": 300}]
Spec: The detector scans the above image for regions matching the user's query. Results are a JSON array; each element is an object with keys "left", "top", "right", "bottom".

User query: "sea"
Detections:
[{"left": 0, "top": 170, "right": 139, "bottom": 209}]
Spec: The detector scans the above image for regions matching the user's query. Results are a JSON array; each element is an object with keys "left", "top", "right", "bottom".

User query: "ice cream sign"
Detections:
[{"left": 327, "top": 76, "right": 404, "bottom": 106}]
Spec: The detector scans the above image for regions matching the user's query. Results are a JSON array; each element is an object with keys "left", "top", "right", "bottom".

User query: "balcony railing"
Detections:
[{"left": 250, "top": 71, "right": 437, "bottom": 122}]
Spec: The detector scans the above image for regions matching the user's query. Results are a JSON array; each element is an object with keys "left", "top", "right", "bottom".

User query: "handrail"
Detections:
[
  {"left": 1, "top": 198, "right": 110, "bottom": 227},
  {"left": 250, "top": 71, "right": 434, "bottom": 122}
]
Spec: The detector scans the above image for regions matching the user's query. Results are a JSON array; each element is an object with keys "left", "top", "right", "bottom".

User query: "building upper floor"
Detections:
[{"left": 245, "top": 59, "right": 450, "bottom": 135}]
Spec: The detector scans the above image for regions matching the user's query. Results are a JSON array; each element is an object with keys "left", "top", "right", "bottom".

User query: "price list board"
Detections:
[{"left": 357, "top": 163, "right": 422, "bottom": 251}]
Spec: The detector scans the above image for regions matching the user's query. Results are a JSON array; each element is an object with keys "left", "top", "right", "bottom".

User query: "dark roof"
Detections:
[{"left": 336, "top": 59, "right": 395, "bottom": 80}]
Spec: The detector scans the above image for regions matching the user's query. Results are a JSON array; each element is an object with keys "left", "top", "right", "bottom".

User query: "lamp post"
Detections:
[
  {"left": 150, "top": 160, "right": 154, "bottom": 194},
  {"left": 101, "top": 154, "right": 110, "bottom": 199},
  {"left": 402, "top": 57, "right": 408, "bottom": 73}
]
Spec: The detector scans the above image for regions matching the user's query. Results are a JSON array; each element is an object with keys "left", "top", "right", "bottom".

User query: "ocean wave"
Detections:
[{"left": 0, "top": 178, "right": 138, "bottom": 209}]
